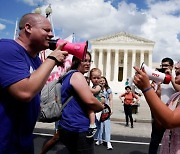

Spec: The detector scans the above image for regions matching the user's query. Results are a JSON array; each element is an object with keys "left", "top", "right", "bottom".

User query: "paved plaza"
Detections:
[{"left": 35, "top": 95, "right": 153, "bottom": 138}]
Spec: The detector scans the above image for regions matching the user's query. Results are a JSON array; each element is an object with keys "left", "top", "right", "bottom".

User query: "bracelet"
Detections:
[
  {"left": 47, "top": 56, "right": 60, "bottom": 65},
  {"left": 142, "top": 87, "right": 153, "bottom": 93}
]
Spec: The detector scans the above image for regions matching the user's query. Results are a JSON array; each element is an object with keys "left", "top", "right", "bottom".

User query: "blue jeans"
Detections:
[
  {"left": 96, "top": 118, "right": 111, "bottom": 142},
  {"left": 58, "top": 127, "right": 94, "bottom": 154}
]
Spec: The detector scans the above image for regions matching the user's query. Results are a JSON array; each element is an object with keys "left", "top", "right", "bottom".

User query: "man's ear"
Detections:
[{"left": 24, "top": 23, "right": 32, "bottom": 34}]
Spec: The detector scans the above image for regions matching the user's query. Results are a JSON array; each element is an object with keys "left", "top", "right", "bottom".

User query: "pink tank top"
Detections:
[{"left": 160, "top": 92, "right": 180, "bottom": 154}]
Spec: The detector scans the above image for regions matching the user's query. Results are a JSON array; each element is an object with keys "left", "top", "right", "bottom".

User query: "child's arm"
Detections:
[
  {"left": 101, "top": 96, "right": 105, "bottom": 104},
  {"left": 90, "top": 85, "right": 102, "bottom": 94}
]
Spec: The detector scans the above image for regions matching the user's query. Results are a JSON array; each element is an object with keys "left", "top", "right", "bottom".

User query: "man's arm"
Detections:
[
  {"left": 171, "top": 76, "right": 180, "bottom": 91},
  {"left": 166, "top": 68, "right": 180, "bottom": 92},
  {"left": 7, "top": 44, "right": 68, "bottom": 102}
]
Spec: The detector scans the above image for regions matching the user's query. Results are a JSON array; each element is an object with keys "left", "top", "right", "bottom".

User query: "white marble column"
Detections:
[
  {"left": 91, "top": 49, "right": 96, "bottom": 68},
  {"left": 140, "top": 50, "right": 144, "bottom": 67},
  {"left": 131, "top": 50, "right": 136, "bottom": 77},
  {"left": 148, "top": 50, "right": 153, "bottom": 68},
  {"left": 106, "top": 49, "right": 111, "bottom": 81},
  {"left": 123, "top": 50, "right": 128, "bottom": 81},
  {"left": 114, "top": 50, "right": 119, "bottom": 82},
  {"left": 98, "top": 49, "right": 103, "bottom": 73}
]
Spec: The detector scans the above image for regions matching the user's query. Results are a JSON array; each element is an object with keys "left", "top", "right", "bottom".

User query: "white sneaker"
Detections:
[
  {"left": 95, "top": 140, "right": 103, "bottom": 145},
  {"left": 107, "top": 142, "right": 113, "bottom": 150}
]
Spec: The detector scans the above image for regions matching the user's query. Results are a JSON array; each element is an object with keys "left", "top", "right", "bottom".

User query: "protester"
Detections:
[
  {"left": 133, "top": 61, "right": 180, "bottom": 154},
  {"left": 125, "top": 77, "right": 133, "bottom": 88},
  {"left": 40, "top": 121, "right": 60, "bottom": 154},
  {"left": 95, "top": 76, "right": 113, "bottom": 150},
  {"left": 40, "top": 52, "right": 97, "bottom": 153},
  {"left": 125, "top": 78, "right": 130, "bottom": 87},
  {"left": 0, "top": 13, "right": 68, "bottom": 153},
  {"left": 148, "top": 57, "right": 179, "bottom": 154},
  {"left": 119, "top": 86, "right": 139, "bottom": 128},
  {"left": 57, "top": 52, "right": 104, "bottom": 154}
]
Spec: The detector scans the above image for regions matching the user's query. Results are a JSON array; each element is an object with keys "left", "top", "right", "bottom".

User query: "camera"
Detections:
[{"left": 156, "top": 68, "right": 166, "bottom": 73}]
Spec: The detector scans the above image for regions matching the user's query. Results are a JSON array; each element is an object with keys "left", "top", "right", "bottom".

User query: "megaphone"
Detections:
[
  {"left": 49, "top": 39, "right": 88, "bottom": 60},
  {"left": 141, "top": 62, "right": 171, "bottom": 84}
]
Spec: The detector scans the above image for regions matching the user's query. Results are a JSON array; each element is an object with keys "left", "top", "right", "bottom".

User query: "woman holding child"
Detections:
[{"left": 57, "top": 52, "right": 104, "bottom": 154}]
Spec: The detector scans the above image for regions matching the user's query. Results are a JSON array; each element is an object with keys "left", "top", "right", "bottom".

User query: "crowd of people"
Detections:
[{"left": 0, "top": 12, "right": 180, "bottom": 154}]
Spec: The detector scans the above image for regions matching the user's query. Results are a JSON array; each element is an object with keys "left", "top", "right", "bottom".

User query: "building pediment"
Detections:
[{"left": 90, "top": 32, "right": 154, "bottom": 44}]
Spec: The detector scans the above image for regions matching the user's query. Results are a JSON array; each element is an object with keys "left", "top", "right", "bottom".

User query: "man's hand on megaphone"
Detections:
[
  {"left": 155, "top": 82, "right": 161, "bottom": 98},
  {"left": 49, "top": 42, "right": 68, "bottom": 67},
  {"left": 164, "top": 67, "right": 172, "bottom": 75},
  {"left": 133, "top": 66, "right": 151, "bottom": 91}
]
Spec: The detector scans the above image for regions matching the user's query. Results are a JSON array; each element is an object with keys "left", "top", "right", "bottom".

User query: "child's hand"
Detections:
[
  {"left": 91, "top": 85, "right": 101, "bottom": 94},
  {"left": 101, "top": 97, "right": 105, "bottom": 104}
]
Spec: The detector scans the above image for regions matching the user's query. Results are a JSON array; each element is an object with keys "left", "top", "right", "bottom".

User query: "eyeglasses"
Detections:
[
  {"left": 160, "top": 64, "right": 171, "bottom": 67},
  {"left": 82, "top": 59, "right": 93, "bottom": 64}
]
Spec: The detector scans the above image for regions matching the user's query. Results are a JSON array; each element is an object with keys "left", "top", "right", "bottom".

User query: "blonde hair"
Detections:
[{"left": 90, "top": 68, "right": 102, "bottom": 79}]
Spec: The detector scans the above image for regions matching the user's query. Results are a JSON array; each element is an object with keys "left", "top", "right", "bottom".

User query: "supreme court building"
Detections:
[{"left": 89, "top": 32, "right": 155, "bottom": 94}]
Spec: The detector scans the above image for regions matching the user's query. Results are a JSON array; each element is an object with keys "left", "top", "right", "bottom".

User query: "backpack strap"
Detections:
[
  {"left": 58, "top": 95, "right": 73, "bottom": 114},
  {"left": 58, "top": 70, "right": 75, "bottom": 82},
  {"left": 55, "top": 70, "right": 77, "bottom": 115}
]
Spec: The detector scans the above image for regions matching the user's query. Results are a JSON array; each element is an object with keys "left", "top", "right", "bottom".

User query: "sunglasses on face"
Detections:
[{"left": 160, "top": 64, "right": 171, "bottom": 67}]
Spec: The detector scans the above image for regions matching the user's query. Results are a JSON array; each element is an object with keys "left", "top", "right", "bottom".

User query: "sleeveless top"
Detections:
[
  {"left": 160, "top": 92, "right": 180, "bottom": 154},
  {"left": 121, "top": 92, "right": 138, "bottom": 105},
  {"left": 103, "top": 88, "right": 112, "bottom": 105},
  {"left": 58, "top": 70, "right": 90, "bottom": 132}
]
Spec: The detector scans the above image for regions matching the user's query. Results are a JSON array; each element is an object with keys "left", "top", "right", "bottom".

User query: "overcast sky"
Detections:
[{"left": 0, "top": 0, "right": 180, "bottom": 63}]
